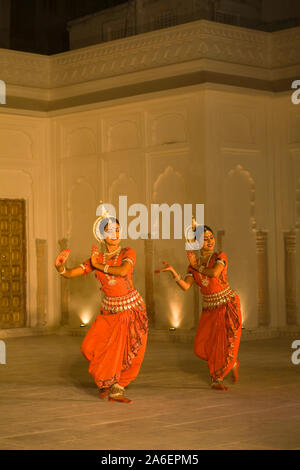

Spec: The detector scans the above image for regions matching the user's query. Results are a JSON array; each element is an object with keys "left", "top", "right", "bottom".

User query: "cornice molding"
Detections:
[
  {"left": 50, "top": 20, "right": 271, "bottom": 87},
  {"left": 0, "top": 20, "right": 299, "bottom": 112},
  {"left": 0, "top": 48, "right": 51, "bottom": 88}
]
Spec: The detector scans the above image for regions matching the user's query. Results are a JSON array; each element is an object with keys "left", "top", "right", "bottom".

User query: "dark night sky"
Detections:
[
  {"left": 9, "top": 0, "right": 129, "bottom": 54},
  {"left": 6, "top": 0, "right": 300, "bottom": 55}
]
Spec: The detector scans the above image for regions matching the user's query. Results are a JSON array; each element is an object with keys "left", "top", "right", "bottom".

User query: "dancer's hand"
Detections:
[
  {"left": 91, "top": 245, "right": 100, "bottom": 267},
  {"left": 187, "top": 250, "right": 199, "bottom": 269},
  {"left": 154, "top": 261, "right": 176, "bottom": 276},
  {"left": 55, "top": 248, "right": 70, "bottom": 272}
]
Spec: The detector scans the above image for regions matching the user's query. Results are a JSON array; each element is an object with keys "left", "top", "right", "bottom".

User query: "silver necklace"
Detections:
[
  {"left": 104, "top": 246, "right": 120, "bottom": 257},
  {"left": 103, "top": 246, "right": 122, "bottom": 286},
  {"left": 200, "top": 252, "right": 213, "bottom": 287}
]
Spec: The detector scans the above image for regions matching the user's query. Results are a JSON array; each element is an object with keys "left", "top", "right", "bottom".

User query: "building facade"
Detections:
[
  {"left": 0, "top": 19, "right": 299, "bottom": 337},
  {"left": 67, "top": 0, "right": 300, "bottom": 50}
]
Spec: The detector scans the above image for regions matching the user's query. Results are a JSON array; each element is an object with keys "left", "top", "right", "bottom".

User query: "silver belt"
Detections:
[
  {"left": 101, "top": 289, "right": 144, "bottom": 313},
  {"left": 202, "top": 286, "right": 236, "bottom": 309}
]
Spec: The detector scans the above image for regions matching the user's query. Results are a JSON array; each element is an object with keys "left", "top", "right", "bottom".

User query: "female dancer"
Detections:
[
  {"left": 155, "top": 225, "right": 241, "bottom": 390},
  {"left": 55, "top": 215, "right": 148, "bottom": 403}
]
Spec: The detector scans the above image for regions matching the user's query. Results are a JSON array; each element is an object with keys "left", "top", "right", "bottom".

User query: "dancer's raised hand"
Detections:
[
  {"left": 91, "top": 245, "right": 100, "bottom": 267},
  {"left": 154, "top": 261, "right": 176, "bottom": 275},
  {"left": 155, "top": 261, "right": 193, "bottom": 291},
  {"left": 55, "top": 248, "right": 70, "bottom": 272}
]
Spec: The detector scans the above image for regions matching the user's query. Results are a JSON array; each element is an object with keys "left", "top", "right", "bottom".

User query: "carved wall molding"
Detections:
[
  {"left": 0, "top": 51, "right": 50, "bottom": 88},
  {"left": 50, "top": 20, "right": 270, "bottom": 88},
  {"left": 0, "top": 20, "right": 299, "bottom": 101},
  {"left": 272, "top": 27, "right": 300, "bottom": 68}
]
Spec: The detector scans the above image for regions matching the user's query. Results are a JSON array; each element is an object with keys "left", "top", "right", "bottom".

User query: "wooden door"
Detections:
[{"left": 0, "top": 199, "right": 26, "bottom": 328}]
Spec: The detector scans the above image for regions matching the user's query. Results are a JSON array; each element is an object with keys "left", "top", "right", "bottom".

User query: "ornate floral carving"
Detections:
[{"left": 1, "top": 20, "right": 298, "bottom": 96}]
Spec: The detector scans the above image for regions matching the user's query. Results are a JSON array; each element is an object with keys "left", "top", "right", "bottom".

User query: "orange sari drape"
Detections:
[
  {"left": 188, "top": 251, "right": 242, "bottom": 381},
  {"left": 193, "top": 294, "right": 241, "bottom": 381},
  {"left": 81, "top": 306, "right": 148, "bottom": 389},
  {"left": 80, "top": 247, "right": 148, "bottom": 389}
]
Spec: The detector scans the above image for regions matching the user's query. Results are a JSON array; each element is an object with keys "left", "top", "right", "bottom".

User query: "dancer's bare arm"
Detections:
[
  {"left": 90, "top": 246, "right": 132, "bottom": 277},
  {"left": 155, "top": 261, "right": 194, "bottom": 291},
  {"left": 54, "top": 249, "right": 86, "bottom": 278}
]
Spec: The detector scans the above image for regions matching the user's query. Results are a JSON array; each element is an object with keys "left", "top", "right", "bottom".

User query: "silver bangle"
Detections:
[
  {"left": 174, "top": 274, "right": 181, "bottom": 282},
  {"left": 59, "top": 266, "right": 66, "bottom": 275},
  {"left": 104, "top": 264, "right": 109, "bottom": 273}
]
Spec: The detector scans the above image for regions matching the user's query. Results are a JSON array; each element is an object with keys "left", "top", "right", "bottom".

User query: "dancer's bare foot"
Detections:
[
  {"left": 231, "top": 359, "right": 240, "bottom": 383},
  {"left": 108, "top": 394, "right": 133, "bottom": 403},
  {"left": 211, "top": 381, "right": 228, "bottom": 391},
  {"left": 99, "top": 388, "right": 110, "bottom": 399},
  {"left": 108, "top": 384, "right": 133, "bottom": 404}
]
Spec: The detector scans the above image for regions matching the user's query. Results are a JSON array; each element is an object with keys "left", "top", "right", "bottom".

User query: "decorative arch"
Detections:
[
  {"left": 153, "top": 165, "right": 186, "bottom": 204},
  {"left": 108, "top": 121, "right": 139, "bottom": 151},
  {"left": 227, "top": 164, "right": 257, "bottom": 232},
  {"left": 151, "top": 113, "right": 187, "bottom": 145},
  {"left": 67, "top": 127, "right": 96, "bottom": 157},
  {"left": 0, "top": 129, "right": 33, "bottom": 159}
]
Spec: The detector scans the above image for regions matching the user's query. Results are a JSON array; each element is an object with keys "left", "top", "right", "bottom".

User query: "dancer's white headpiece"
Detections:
[{"left": 93, "top": 202, "right": 118, "bottom": 243}]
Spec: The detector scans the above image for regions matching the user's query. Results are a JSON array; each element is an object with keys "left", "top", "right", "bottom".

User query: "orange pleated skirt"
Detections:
[
  {"left": 81, "top": 306, "right": 148, "bottom": 389},
  {"left": 194, "top": 294, "right": 242, "bottom": 381}
]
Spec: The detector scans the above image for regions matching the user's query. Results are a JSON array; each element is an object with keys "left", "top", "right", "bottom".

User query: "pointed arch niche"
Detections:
[
  {"left": 152, "top": 165, "right": 195, "bottom": 330},
  {"left": 66, "top": 178, "right": 98, "bottom": 328},
  {"left": 224, "top": 164, "right": 269, "bottom": 329},
  {"left": 109, "top": 171, "right": 146, "bottom": 301}
]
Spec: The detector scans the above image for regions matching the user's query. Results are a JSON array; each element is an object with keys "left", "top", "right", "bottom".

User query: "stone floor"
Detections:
[{"left": 0, "top": 334, "right": 299, "bottom": 450}]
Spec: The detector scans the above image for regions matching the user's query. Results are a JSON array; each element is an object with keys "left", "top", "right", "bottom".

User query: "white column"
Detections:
[
  {"left": 256, "top": 231, "right": 270, "bottom": 326},
  {"left": 284, "top": 231, "right": 298, "bottom": 325},
  {"left": 35, "top": 239, "right": 48, "bottom": 327},
  {"left": 144, "top": 235, "right": 155, "bottom": 327},
  {"left": 58, "top": 238, "right": 69, "bottom": 326}
]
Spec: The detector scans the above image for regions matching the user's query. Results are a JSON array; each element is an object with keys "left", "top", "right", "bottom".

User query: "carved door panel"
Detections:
[{"left": 0, "top": 199, "right": 26, "bottom": 328}]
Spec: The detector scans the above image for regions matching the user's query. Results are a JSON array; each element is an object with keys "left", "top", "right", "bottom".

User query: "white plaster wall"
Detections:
[
  {"left": 51, "top": 87, "right": 295, "bottom": 331},
  {"left": 0, "top": 114, "right": 51, "bottom": 328},
  {"left": 53, "top": 96, "right": 201, "bottom": 329},
  {"left": 1, "top": 20, "right": 299, "bottom": 333},
  {"left": 205, "top": 89, "right": 280, "bottom": 329},
  {"left": 273, "top": 94, "right": 300, "bottom": 327},
  {"left": 0, "top": 86, "right": 297, "bottom": 331}
]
